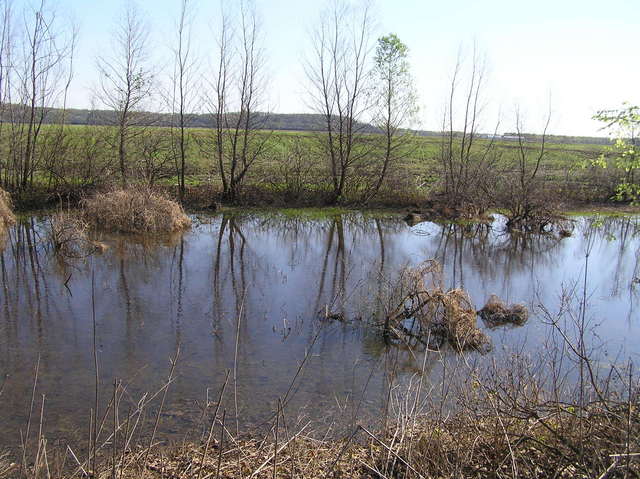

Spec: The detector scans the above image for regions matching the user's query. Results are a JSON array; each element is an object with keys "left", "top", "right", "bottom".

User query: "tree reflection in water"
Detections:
[{"left": 0, "top": 212, "right": 637, "bottom": 448}]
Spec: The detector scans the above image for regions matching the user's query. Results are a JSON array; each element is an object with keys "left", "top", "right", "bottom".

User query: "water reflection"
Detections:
[{"left": 0, "top": 212, "right": 638, "bottom": 448}]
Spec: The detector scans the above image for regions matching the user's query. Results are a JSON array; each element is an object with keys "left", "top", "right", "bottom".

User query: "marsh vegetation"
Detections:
[{"left": 0, "top": 0, "right": 638, "bottom": 477}]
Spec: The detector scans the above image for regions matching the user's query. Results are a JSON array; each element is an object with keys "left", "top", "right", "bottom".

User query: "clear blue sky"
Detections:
[{"left": 53, "top": 0, "right": 639, "bottom": 136}]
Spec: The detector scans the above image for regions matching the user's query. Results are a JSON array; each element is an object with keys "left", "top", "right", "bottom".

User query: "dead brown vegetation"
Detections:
[
  {"left": 504, "top": 201, "right": 571, "bottom": 233},
  {"left": 0, "top": 187, "right": 16, "bottom": 234},
  {"left": 49, "top": 211, "right": 95, "bottom": 258},
  {"left": 383, "top": 260, "right": 491, "bottom": 352},
  {"left": 141, "top": 436, "right": 368, "bottom": 479},
  {"left": 57, "top": 372, "right": 637, "bottom": 479},
  {"left": 0, "top": 451, "right": 13, "bottom": 478},
  {"left": 478, "top": 294, "right": 529, "bottom": 327},
  {"left": 81, "top": 189, "right": 191, "bottom": 234},
  {"left": 559, "top": 228, "right": 573, "bottom": 238},
  {"left": 9, "top": 390, "right": 638, "bottom": 479}
]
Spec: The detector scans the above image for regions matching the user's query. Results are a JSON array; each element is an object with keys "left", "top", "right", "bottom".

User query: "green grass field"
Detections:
[{"left": 0, "top": 123, "right": 616, "bottom": 208}]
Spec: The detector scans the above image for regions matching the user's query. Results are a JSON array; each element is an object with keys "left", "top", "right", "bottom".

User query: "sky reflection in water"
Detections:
[{"left": 0, "top": 212, "right": 638, "bottom": 446}]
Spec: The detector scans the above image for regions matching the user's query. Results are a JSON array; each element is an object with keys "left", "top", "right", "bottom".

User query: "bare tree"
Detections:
[
  {"left": 169, "top": 0, "right": 198, "bottom": 202},
  {"left": 55, "top": 116, "right": 114, "bottom": 188},
  {"left": 7, "top": 0, "right": 75, "bottom": 190},
  {"left": 500, "top": 106, "right": 554, "bottom": 231},
  {"left": 0, "top": 0, "right": 13, "bottom": 188},
  {"left": 41, "top": 18, "right": 78, "bottom": 190},
  {"left": 96, "top": 1, "right": 154, "bottom": 188},
  {"left": 203, "top": 0, "right": 270, "bottom": 204},
  {"left": 211, "top": 6, "right": 231, "bottom": 200},
  {"left": 73, "top": 102, "right": 116, "bottom": 187},
  {"left": 438, "top": 46, "right": 499, "bottom": 216},
  {"left": 305, "top": 0, "right": 375, "bottom": 204}
]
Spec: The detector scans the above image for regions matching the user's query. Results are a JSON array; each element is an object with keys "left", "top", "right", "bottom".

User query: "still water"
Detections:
[{"left": 0, "top": 212, "right": 638, "bottom": 447}]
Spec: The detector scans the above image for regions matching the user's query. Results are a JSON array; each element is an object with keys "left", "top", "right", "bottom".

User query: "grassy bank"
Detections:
[
  {"left": 8, "top": 182, "right": 639, "bottom": 219},
  {"left": 0, "top": 125, "right": 625, "bottom": 213}
]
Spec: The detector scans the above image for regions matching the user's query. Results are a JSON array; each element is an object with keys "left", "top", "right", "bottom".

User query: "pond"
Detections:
[{"left": 0, "top": 211, "right": 638, "bottom": 449}]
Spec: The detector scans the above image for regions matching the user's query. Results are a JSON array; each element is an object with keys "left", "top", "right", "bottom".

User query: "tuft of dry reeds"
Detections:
[
  {"left": 140, "top": 435, "right": 369, "bottom": 479},
  {"left": 0, "top": 187, "right": 16, "bottom": 234},
  {"left": 559, "top": 228, "right": 573, "bottom": 238},
  {"left": 478, "top": 294, "right": 529, "bottom": 327},
  {"left": 81, "top": 189, "right": 191, "bottom": 234},
  {"left": 121, "top": 371, "right": 638, "bottom": 479},
  {"left": 382, "top": 260, "right": 490, "bottom": 352},
  {"left": 0, "top": 451, "right": 16, "bottom": 478},
  {"left": 49, "top": 211, "right": 93, "bottom": 258},
  {"left": 434, "top": 288, "right": 490, "bottom": 351}
]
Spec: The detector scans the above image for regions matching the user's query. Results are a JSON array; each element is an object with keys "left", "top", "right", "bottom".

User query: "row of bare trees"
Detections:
[
  {"left": 0, "top": 0, "right": 559, "bottom": 215},
  {"left": 0, "top": 0, "right": 263, "bottom": 200},
  {"left": 0, "top": 0, "right": 425, "bottom": 205},
  {"left": 0, "top": 0, "right": 76, "bottom": 191},
  {"left": 306, "top": 1, "right": 558, "bottom": 218}
]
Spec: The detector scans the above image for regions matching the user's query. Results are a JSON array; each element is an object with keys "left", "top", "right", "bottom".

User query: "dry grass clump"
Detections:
[
  {"left": 559, "top": 228, "right": 573, "bottom": 238},
  {"left": 0, "top": 451, "right": 16, "bottom": 478},
  {"left": 0, "top": 188, "right": 16, "bottom": 250},
  {"left": 81, "top": 189, "right": 191, "bottom": 234},
  {"left": 138, "top": 435, "right": 370, "bottom": 479},
  {"left": 12, "top": 398, "right": 639, "bottom": 479},
  {"left": 383, "top": 260, "right": 490, "bottom": 352},
  {"left": 478, "top": 294, "right": 529, "bottom": 327},
  {"left": 432, "top": 289, "right": 491, "bottom": 351},
  {"left": 50, "top": 211, "right": 93, "bottom": 258},
  {"left": 0, "top": 187, "right": 16, "bottom": 233},
  {"left": 372, "top": 405, "right": 640, "bottom": 478},
  {"left": 122, "top": 396, "right": 639, "bottom": 479}
]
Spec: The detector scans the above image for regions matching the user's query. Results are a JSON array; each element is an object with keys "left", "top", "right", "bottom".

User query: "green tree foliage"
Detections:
[
  {"left": 362, "top": 33, "right": 418, "bottom": 201},
  {"left": 593, "top": 103, "right": 640, "bottom": 203}
]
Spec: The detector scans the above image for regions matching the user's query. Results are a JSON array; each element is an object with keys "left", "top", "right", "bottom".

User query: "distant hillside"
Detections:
[
  {"left": 1, "top": 105, "right": 611, "bottom": 145},
  {"left": 77, "top": 110, "right": 346, "bottom": 131},
  {"left": 5, "top": 106, "right": 379, "bottom": 133}
]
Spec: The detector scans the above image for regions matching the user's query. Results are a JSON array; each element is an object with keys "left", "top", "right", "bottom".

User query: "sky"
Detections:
[{"left": 51, "top": 0, "right": 640, "bottom": 137}]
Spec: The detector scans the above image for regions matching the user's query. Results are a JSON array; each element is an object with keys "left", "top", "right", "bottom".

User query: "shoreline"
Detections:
[{"left": 4, "top": 182, "right": 638, "bottom": 216}]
